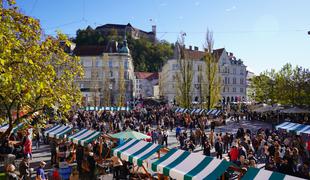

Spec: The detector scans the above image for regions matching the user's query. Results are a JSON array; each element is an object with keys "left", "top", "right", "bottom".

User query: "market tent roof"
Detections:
[
  {"left": 67, "top": 129, "right": 101, "bottom": 146},
  {"left": 109, "top": 130, "right": 150, "bottom": 140},
  {"left": 276, "top": 122, "right": 310, "bottom": 135},
  {"left": 112, "top": 139, "right": 161, "bottom": 167},
  {"left": 242, "top": 167, "right": 305, "bottom": 180},
  {"left": 151, "top": 148, "right": 232, "bottom": 180},
  {"left": 280, "top": 107, "right": 310, "bottom": 114},
  {"left": 206, "top": 109, "right": 222, "bottom": 116},
  {"left": 0, "top": 123, "right": 24, "bottom": 133},
  {"left": 44, "top": 125, "right": 72, "bottom": 139}
]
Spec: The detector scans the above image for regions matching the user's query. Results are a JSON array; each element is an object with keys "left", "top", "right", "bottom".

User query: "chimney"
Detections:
[
  {"left": 194, "top": 46, "right": 198, "bottom": 51},
  {"left": 189, "top": 46, "right": 192, "bottom": 50}
]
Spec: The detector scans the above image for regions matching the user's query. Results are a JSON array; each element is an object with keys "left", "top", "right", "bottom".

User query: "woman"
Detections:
[{"left": 6, "top": 164, "right": 19, "bottom": 180}]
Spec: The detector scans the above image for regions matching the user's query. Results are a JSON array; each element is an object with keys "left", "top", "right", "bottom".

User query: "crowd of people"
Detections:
[{"left": 0, "top": 103, "right": 309, "bottom": 179}]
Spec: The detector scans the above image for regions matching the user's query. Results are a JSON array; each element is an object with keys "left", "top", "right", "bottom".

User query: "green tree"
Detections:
[
  {"left": 118, "top": 59, "right": 126, "bottom": 106},
  {"left": 0, "top": 1, "right": 83, "bottom": 139},
  {"left": 175, "top": 35, "right": 193, "bottom": 108},
  {"left": 203, "top": 30, "right": 221, "bottom": 109}
]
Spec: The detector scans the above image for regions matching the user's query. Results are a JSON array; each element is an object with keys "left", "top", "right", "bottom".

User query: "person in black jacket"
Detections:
[
  {"left": 203, "top": 140, "right": 211, "bottom": 156},
  {"left": 87, "top": 152, "right": 96, "bottom": 180},
  {"left": 215, "top": 139, "right": 223, "bottom": 159}
]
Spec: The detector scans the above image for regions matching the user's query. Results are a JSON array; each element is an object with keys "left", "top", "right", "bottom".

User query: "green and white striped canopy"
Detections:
[
  {"left": 67, "top": 129, "right": 101, "bottom": 146},
  {"left": 242, "top": 167, "right": 305, "bottom": 180},
  {"left": 112, "top": 139, "right": 162, "bottom": 167},
  {"left": 44, "top": 125, "right": 72, "bottom": 139},
  {"left": 151, "top": 148, "right": 232, "bottom": 180},
  {"left": 0, "top": 123, "right": 24, "bottom": 133}
]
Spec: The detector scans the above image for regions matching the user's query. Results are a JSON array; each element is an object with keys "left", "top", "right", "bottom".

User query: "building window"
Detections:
[
  {"left": 96, "top": 59, "right": 101, "bottom": 67},
  {"left": 228, "top": 77, "right": 230, "bottom": 84},
  {"left": 233, "top": 77, "right": 236, "bottom": 84},
  {"left": 197, "top": 75, "right": 202, "bottom": 83},
  {"left": 110, "top": 70, "right": 113, "bottom": 77},
  {"left": 233, "top": 87, "right": 236, "bottom": 92},
  {"left": 240, "top": 78, "right": 244, "bottom": 84},
  {"left": 227, "top": 87, "right": 229, "bottom": 92},
  {"left": 223, "top": 87, "right": 225, "bottom": 93},
  {"left": 109, "top": 60, "right": 113, "bottom": 68},
  {"left": 233, "top": 68, "right": 236, "bottom": 74},
  {"left": 224, "top": 77, "right": 227, "bottom": 84},
  {"left": 80, "top": 83, "right": 84, "bottom": 88},
  {"left": 240, "top": 69, "right": 244, "bottom": 75},
  {"left": 240, "top": 88, "right": 244, "bottom": 93}
]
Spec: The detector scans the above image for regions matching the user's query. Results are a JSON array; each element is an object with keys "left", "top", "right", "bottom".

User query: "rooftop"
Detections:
[{"left": 135, "top": 72, "right": 159, "bottom": 81}]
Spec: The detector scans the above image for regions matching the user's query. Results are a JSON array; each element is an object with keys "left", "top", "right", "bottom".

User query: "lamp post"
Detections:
[{"left": 109, "top": 83, "right": 113, "bottom": 106}]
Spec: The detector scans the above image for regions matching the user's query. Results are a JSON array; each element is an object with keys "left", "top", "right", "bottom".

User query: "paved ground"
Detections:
[{"left": 2, "top": 118, "right": 271, "bottom": 179}]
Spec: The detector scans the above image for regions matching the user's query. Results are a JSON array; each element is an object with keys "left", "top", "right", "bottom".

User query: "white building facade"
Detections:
[
  {"left": 217, "top": 48, "right": 247, "bottom": 103},
  {"left": 159, "top": 47, "right": 247, "bottom": 104},
  {"left": 74, "top": 41, "right": 135, "bottom": 107},
  {"left": 134, "top": 72, "right": 159, "bottom": 98}
]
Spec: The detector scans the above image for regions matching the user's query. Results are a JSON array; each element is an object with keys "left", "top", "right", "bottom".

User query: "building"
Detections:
[
  {"left": 74, "top": 38, "right": 135, "bottom": 107},
  {"left": 95, "top": 23, "right": 156, "bottom": 42},
  {"left": 159, "top": 44, "right": 205, "bottom": 103},
  {"left": 135, "top": 72, "right": 159, "bottom": 98},
  {"left": 159, "top": 45, "right": 247, "bottom": 105},
  {"left": 216, "top": 48, "right": 247, "bottom": 103}
]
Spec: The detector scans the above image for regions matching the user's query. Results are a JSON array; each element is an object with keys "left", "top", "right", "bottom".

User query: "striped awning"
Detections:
[
  {"left": 151, "top": 148, "right": 232, "bottom": 180},
  {"left": 112, "top": 139, "right": 162, "bottom": 167},
  {"left": 190, "top": 109, "right": 196, "bottom": 114},
  {"left": 0, "top": 123, "right": 24, "bottom": 133},
  {"left": 67, "top": 129, "right": 101, "bottom": 146},
  {"left": 242, "top": 167, "right": 305, "bottom": 180},
  {"left": 206, "top": 109, "right": 222, "bottom": 116},
  {"left": 276, "top": 122, "right": 310, "bottom": 135},
  {"left": 44, "top": 125, "right": 72, "bottom": 139}
]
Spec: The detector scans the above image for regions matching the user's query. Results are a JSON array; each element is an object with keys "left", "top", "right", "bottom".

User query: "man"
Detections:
[
  {"left": 6, "top": 164, "right": 19, "bottom": 180},
  {"left": 19, "top": 155, "right": 30, "bottom": 180},
  {"left": 50, "top": 139, "right": 57, "bottom": 165},
  {"left": 215, "top": 139, "right": 223, "bottom": 159},
  {"left": 36, "top": 161, "right": 47, "bottom": 180}
]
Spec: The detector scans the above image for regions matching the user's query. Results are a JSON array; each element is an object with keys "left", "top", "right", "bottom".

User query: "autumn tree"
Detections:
[
  {"left": 175, "top": 34, "right": 193, "bottom": 108},
  {"left": 102, "top": 53, "right": 111, "bottom": 107},
  {"left": 203, "top": 30, "right": 221, "bottom": 109},
  {"left": 0, "top": 1, "right": 83, "bottom": 139}
]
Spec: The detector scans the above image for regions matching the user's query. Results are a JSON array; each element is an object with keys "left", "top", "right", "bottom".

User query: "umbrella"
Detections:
[
  {"left": 280, "top": 107, "right": 310, "bottom": 114},
  {"left": 109, "top": 130, "right": 151, "bottom": 140}
]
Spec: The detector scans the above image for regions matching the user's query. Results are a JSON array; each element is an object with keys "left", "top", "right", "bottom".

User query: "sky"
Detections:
[{"left": 14, "top": 0, "right": 310, "bottom": 74}]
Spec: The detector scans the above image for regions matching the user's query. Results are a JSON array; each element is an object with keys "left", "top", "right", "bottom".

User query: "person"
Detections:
[
  {"left": 36, "top": 161, "right": 47, "bottom": 180},
  {"left": 76, "top": 145, "right": 84, "bottom": 172},
  {"left": 19, "top": 155, "right": 31, "bottom": 180},
  {"left": 228, "top": 146, "right": 239, "bottom": 164},
  {"left": 87, "top": 152, "right": 96, "bottom": 180},
  {"left": 215, "top": 139, "right": 223, "bottom": 159},
  {"left": 34, "top": 130, "right": 40, "bottom": 150},
  {"left": 163, "top": 129, "right": 169, "bottom": 147},
  {"left": 6, "top": 164, "right": 19, "bottom": 180},
  {"left": 203, "top": 140, "right": 211, "bottom": 156},
  {"left": 50, "top": 139, "right": 57, "bottom": 165},
  {"left": 51, "top": 164, "right": 61, "bottom": 180},
  {"left": 111, "top": 155, "right": 123, "bottom": 179},
  {"left": 23, "top": 133, "right": 32, "bottom": 159}
]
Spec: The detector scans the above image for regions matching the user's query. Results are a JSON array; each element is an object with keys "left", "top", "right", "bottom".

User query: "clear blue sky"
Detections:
[{"left": 15, "top": 0, "right": 310, "bottom": 74}]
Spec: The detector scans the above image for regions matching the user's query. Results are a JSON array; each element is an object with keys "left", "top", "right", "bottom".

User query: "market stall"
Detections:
[
  {"left": 276, "top": 122, "right": 310, "bottom": 135},
  {"left": 111, "top": 139, "right": 162, "bottom": 179},
  {"left": 67, "top": 129, "right": 101, "bottom": 146},
  {"left": 44, "top": 124, "right": 73, "bottom": 139},
  {"left": 0, "top": 123, "right": 24, "bottom": 134},
  {"left": 151, "top": 148, "right": 233, "bottom": 180},
  {"left": 242, "top": 167, "right": 305, "bottom": 180},
  {"left": 109, "top": 130, "right": 150, "bottom": 140}
]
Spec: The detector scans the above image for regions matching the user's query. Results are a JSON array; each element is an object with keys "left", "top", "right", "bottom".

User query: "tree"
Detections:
[
  {"left": 175, "top": 34, "right": 193, "bottom": 108},
  {"left": 0, "top": 1, "right": 83, "bottom": 139},
  {"left": 102, "top": 53, "right": 111, "bottom": 107},
  {"left": 117, "top": 58, "right": 126, "bottom": 106},
  {"left": 203, "top": 30, "right": 221, "bottom": 109}
]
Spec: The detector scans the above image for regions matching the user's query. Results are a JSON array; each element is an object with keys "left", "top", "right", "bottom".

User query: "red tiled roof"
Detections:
[
  {"left": 135, "top": 72, "right": 159, "bottom": 80},
  {"left": 73, "top": 46, "right": 106, "bottom": 56},
  {"left": 184, "top": 49, "right": 205, "bottom": 60}
]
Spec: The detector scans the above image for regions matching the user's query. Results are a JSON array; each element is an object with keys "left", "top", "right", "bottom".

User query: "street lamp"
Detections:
[{"left": 109, "top": 83, "right": 113, "bottom": 106}]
